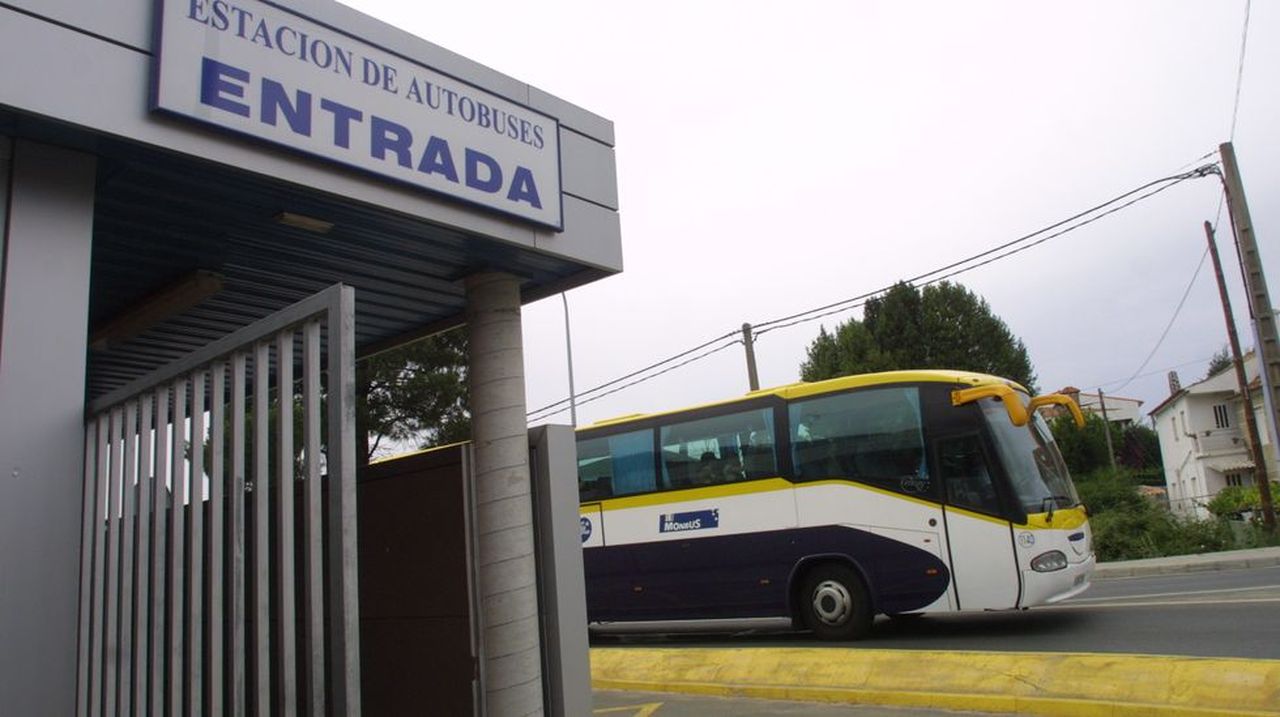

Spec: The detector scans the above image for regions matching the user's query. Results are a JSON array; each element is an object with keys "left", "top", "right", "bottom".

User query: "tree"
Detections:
[
  {"left": 1203, "top": 345, "right": 1233, "bottom": 381},
  {"left": 801, "top": 281, "right": 1037, "bottom": 391},
  {"left": 1049, "top": 413, "right": 1163, "bottom": 476},
  {"left": 357, "top": 327, "right": 470, "bottom": 462},
  {"left": 1049, "top": 412, "right": 1114, "bottom": 475},
  {"left": 200, "top": 327, "right": 471, "bottom": 474}
]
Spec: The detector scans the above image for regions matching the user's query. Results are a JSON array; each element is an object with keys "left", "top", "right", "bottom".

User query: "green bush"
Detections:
[
  {"left": 1089, "top": 502, "right": 1233, "bottom": 561},
  {"left": 1074, "top": 467, "right": 1235, "bottom": 561},
  {"left": 1207, "top": 486, "right": 1258, "bottom": 519},
  {"left": 1075, "top": 468, "right": 1145, "bottom": 514}
]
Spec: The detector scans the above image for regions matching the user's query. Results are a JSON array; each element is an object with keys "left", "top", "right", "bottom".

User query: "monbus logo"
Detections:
[{"left": 659, "top": 509, "right": 719, "bottom": 534}]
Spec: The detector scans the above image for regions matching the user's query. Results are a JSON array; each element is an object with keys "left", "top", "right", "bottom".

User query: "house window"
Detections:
[
  {"left": 1225, "top": 472, "right": 1248, "bottom": 488},
  {"left": 1213, "top": 404, "right": 1230, "bottom": 429},
  {"left": 1171, "top": 417, "right": 1178, "bottom": 442}
]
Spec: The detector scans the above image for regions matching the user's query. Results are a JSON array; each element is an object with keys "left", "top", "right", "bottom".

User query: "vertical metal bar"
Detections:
[
  {"left": 135, "top": 396, "right": 154, "bottom": 716},
  {"left": 301, "top": 320, "right": 325, "bottom": 716},
  {"left": 230, "top": 353, "right": 248, "bottom": 717},
  {"left": 275, "top": 330, "right": 299, "bottom": 716},
  {"left": 461, "top": 444, "right": 486, "bottom": 716},
  {"left": 252, "top": 341, "right": 271, "bottom": 717},
  {"left": 90, "top": 413, "right": 110, "bottom": 717},
  {"left": 151, "top": 386, "right": 170, "bottom": 717},
  {"left": 169, "top": 378, "right": 188, "bottom": 717},
  {"left": 119, "top": 401, "right": 138, "bottom": 717},
  {"left": 77, "top": 420, "right": 99, "bottom": 717},
  {"left": 105, "top": 409, "right": 124, "bottom": 717},
  {"left": 326, "top": 286, "right": 361, "bottom": 716},
  {"left": 188, "top": 371, "right": 206, "bottom": 717},
  {"left": 208, "top": 362, "right": 226, "bottom": 717}
]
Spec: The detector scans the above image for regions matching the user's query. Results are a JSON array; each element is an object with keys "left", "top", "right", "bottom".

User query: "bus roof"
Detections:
[{"left": 585, "top": 369, "right": 1026, "bottom": 430}]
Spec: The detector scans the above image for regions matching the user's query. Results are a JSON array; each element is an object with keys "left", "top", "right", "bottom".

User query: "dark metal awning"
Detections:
[{"left": 74, "top": 129, "right": 602, "bottom": 401}]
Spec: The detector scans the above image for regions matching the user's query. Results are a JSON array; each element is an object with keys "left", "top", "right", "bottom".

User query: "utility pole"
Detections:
[
  {"left": 1218, "top": 142, "right": 1278, "bottom": 533},
  {"left": 741, "top": 323, "right": 760, "bottom": 392},
  {"left": 1205, "top": 220, "right": 1272, "bottom": 530},
  {"left": 1097, "top": 389, "right": 1117, "bottom": 471}
]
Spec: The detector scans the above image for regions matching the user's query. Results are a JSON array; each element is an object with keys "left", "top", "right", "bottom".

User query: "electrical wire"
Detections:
[
  {"left": 1092, "top": 354, "right": 1216, "bottom": 394},
  {"left": 754, "top": 168, "right": 1211, "bottom": 338},
  {"left": 750, "top": 166, "right": 1214, "bottom": 334},
  {"left": 527, "top": 164, "right": 1216, "bottom": 420},
  {"left": 524, "top": 329, "right": 738, "bottom": 418},
  {"left": 1107, "top": 246, "right": 1211, "bottom": 394},
  {"left": 527, "top": 339, "right": 743, "bottom": 422},
  {"left": 1229, "top": 0, "right": 1253, "bottom": 141}
]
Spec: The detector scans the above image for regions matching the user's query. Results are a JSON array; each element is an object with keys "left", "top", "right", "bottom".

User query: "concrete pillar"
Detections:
[
  {"left": 465, "top": 272, "right": 545, "bottom": 716},
  {"left": 0, "top": 140, "right": 97, "bottom": 715}
]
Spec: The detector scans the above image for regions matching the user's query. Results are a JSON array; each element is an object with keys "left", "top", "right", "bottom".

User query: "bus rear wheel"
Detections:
[{"left": 800, "top": 564, "right": 872, "bottom": 641}]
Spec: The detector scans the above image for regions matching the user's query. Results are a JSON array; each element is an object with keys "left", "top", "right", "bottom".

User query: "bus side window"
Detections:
[
  {"left": 577, "top": 429, "right": 657, "bottom": 499},
  {"left": 788, "top": 387, "right": 930, "bottom": 496},
  {"left": 938, "top": 434, "right": 1000, "bottom": 515},
  {"left": 660, "top": 408, "right": 776, "bottom": 488}
]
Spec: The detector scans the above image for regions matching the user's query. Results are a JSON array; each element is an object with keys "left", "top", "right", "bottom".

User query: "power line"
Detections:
[
  {"left": 1105, "top": 246, "right": 1212, "bottom": 394},
  {"left": 751, "top": 166, "right": 1214, "bottom": 334},
  {"left": 1229, "top": 0, "right": 1253, "bottom": 140},
  {"left": 1092, "top": 354, "right": 1216, "bottom": 394},
  {"left": 527, "top": 163, "right": 1217, "bottom": 420},
  {"left": 524, "top": 328, "right": 738, "bottom": 418},
  {"left": 527, "top": 338, "right": 742, "bottom": 422},
  {"left": 754, "top": 167, "right": 1212, "bottom": 338}
]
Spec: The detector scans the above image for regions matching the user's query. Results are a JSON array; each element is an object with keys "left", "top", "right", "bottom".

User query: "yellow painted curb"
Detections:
[{"left": 590, "top": 648, "right": 1280, "bottom": 716}]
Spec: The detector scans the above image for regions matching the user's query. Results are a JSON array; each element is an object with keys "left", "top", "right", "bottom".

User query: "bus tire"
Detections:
[{"left": 799, "top": 563, "right": 873, "bottom": 641}]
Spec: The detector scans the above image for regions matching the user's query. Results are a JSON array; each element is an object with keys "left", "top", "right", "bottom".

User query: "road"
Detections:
[{"left": 589, "top": 564, "right": 1280, "bottom": 659}]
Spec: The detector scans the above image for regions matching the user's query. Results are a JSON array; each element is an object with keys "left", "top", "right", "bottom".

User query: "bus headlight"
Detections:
[{"left": 1031, "top": 550, "right": 1068, "bottom": 572}]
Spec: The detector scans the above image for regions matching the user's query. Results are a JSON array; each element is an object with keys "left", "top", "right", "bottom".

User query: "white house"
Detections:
[
  {"left": 1055, "top": 388, "right": 1144, "bottom": 426},
  {"left": 1149, "top": 353, "right": 1279, "bottom": 518}
]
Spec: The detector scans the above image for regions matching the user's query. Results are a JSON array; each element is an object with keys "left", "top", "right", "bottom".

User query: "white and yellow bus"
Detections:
[{"left": 576, "top": 370, "right": 1094, "bottom": 640}]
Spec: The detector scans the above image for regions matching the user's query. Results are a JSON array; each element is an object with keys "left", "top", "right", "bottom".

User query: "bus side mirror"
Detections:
[
  {"left": 1028, "top": 394, "right": 1085, "bottom": 428},
  {"left": 951, "top": 384, "right": 1029, "bottom": 426}
]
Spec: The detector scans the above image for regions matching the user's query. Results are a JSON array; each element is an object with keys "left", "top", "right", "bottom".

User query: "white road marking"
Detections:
[
  {"left": 1067, "top": 584, "right": 1280, "bottom": 603},
  {"left": 1047, "top": 596, "right": 1280, "bottom": 610}
]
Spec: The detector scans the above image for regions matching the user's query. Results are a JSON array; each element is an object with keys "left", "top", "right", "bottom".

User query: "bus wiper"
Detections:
[{"left": 1040, "top": 495, "right": 1071, "bottom": 523}]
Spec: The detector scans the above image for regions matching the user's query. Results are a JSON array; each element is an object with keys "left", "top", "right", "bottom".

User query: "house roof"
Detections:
[{"left": 1149, "top": 351, "right": 1259, "bottom": 418}]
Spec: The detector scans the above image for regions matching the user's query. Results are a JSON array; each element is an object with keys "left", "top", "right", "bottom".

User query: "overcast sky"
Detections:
[{"left": 340, "top": 0, "right": 1279, "bottom": 429}]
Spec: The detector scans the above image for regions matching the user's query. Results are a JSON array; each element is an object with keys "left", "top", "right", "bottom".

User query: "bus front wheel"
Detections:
[{"left": 800, "top": 564, "right": 873, "bottom": 641}]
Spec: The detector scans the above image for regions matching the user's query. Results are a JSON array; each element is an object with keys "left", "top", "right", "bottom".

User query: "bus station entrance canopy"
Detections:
[{"left": 0, "top": 1, "right": 621, "bottom": 714}]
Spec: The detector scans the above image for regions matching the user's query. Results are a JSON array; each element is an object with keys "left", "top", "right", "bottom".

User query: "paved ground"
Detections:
[
  {"left": 1090, "top": 545, "right": 1280, "bottom": 578},
  {"left": 592, "top": 547, "right": 1280, "bottom": 716}
]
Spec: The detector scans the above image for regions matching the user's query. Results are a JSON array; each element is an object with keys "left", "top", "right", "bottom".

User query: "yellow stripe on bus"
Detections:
[
  {"left": 1020, "top": 506, "right": 1089, "bottom": 530},
  {"left": 586, "top": 477, "right": 793, "bottom": 512},
  {"left": 793, "top": 479, "right": 943, "bottom": 511}
]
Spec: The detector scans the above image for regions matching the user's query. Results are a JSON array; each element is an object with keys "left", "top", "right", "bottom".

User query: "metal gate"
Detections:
[{"left": 76, "top": 284, "right": 360, "bottom": 717}]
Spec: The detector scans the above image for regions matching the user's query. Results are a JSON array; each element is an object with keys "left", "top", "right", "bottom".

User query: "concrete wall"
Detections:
[
  {"left": 0, "top": 140, "right": 97, "bottom": 715},
  {"left": 0, "top": 0, "right": 622, "bottom": 273}
]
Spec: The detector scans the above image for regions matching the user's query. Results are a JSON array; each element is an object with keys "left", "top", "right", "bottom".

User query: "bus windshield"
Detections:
[{"left": 980, "top": 400, "right": 1079, "bottom": 514}]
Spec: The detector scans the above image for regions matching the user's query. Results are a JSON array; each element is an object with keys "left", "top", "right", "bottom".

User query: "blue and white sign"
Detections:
[
  {"left": 153, "top": 0, "right": 562, "bottom": 229},
  {"left": 658, "top": 509, "right": 719, "bottom": 534},
  {"left": 580, "top": 516, "right": 592, "bottom": 544}
]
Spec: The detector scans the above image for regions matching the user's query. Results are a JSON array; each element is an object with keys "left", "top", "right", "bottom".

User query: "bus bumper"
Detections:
[{"left": 1022, "top": 552, "right": 1096, "bottom": 606}]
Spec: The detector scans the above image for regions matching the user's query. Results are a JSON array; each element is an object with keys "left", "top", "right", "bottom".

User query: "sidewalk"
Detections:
[
  {"left": 1092, "top": 545, "right": 1280, "bottom": 578},
  {"left": 591, "top": 548, "right": 1280, "bottom": 716}
]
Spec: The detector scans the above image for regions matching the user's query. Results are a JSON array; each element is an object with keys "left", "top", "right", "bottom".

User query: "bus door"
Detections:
[{"left": 935, "top": 432, "right": 1020, "bottom": 610}]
